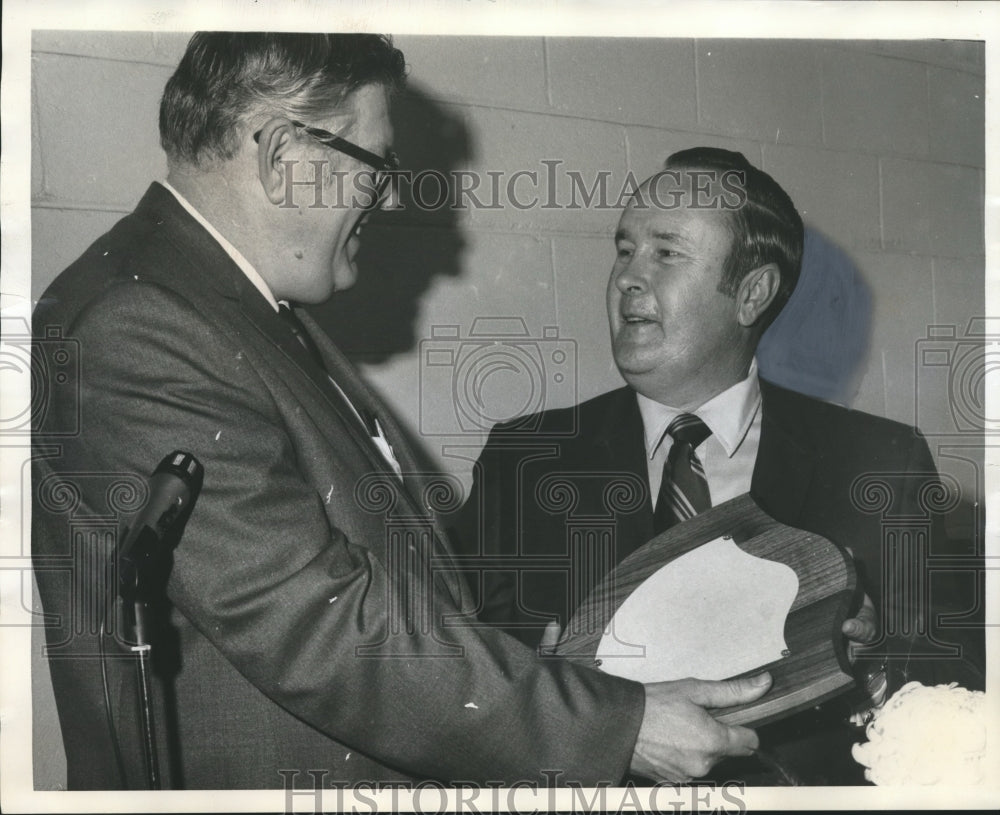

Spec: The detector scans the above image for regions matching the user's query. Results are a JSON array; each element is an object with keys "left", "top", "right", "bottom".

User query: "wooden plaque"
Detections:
[{"left": 554, "top": 493, "right": 857, "bottom": 727}]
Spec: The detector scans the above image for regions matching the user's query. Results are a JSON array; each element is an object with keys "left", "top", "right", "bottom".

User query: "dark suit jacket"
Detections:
[
  {"left": 457, "top": 382, "right": 984, "bottom": 783},
  {"left": 31, "top": 183, "right": 644, "bottom": 790}
]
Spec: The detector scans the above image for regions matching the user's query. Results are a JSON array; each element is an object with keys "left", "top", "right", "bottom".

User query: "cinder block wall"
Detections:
[
  {"left": 30, "top": 33, "right": 985, "bottom": 786},
  {"left": 32, "top": 33, "right": 985, "bottom": 496}
]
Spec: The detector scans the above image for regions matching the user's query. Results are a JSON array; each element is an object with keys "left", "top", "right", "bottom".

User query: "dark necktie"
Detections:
[
  {"left": 278, "top": 303, "right": 378, "bottom": 437},
  {"left": 652, "top": 413, "right": 713, "bottom": 535},
  {"left": 279, "top": 303, "right": 328, "bottom": 373}
]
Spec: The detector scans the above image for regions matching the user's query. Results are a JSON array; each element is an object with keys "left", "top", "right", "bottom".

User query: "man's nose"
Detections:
[{"left": 613, "top": 258, "right": 648, "bottom": 294}]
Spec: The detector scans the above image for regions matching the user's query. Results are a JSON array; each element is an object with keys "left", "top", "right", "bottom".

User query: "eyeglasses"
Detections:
[{"left": 254, "top": 120, "right": 399, "bottom": 209}]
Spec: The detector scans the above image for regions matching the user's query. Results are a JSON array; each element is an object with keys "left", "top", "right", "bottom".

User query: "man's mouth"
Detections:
[
  {"left": 346, "top": 217, "right": 367, "bottom": 265},
  {"left": 622, "top": 312, "right": 656, "bottom": 324}
]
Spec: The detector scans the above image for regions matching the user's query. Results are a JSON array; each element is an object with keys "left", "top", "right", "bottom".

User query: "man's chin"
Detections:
[
  {"left": 331, "top": 259, "right": 359, "bottom": 293},
  {"left": 611, "top": 342, "right": 658, "bottom": 376},
  {"left": 294, "top": 273, "right": 351, "bottom": 306},
  {"left": 614, "top": 357, "right": 672, "bottom": 394}
]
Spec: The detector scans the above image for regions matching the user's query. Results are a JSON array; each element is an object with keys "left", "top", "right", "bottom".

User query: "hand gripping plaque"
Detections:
[{"left": 554, "top": 493, "right": 858, "bottom": 727}]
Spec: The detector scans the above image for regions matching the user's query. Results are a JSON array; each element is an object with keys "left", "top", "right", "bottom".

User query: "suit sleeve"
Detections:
[{"left": 57, "top": 281, "right": 644, "bottom": 785}]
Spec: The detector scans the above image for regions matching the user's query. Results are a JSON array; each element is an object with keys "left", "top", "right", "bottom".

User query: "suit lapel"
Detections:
[
  {"left": 245, "top": 298, "right": 387, "bottom": 466},
  {"left": 589, "top": 382, "right": 820, "bottom": 560},
  {"left": 137, "top": 183, "right": 373, "bottom": 446},
  {"left": 140, "top": 185, "right": 465, "bottom": 595},
  {"left": 751, "top": 381, "right": 816, "bottom": 526},
  {"left": 592, "top": 388, "right": 655, "bottom": 562},
  {"left": 298, "top": 309, "right": 467, "bottom": 601},
  {"left": 298, "top": 309, "right": 420, "bottom": 475}
]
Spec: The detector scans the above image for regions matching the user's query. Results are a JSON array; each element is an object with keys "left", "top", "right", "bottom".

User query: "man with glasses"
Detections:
[
  {"left": 32, "top": 33, "right": 772, "bottom": 790},
  {"left": 254, "top": 119, "right": 400, "bottom": 209}
]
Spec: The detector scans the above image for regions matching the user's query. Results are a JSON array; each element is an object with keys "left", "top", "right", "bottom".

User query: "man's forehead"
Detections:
[
  {"left": 619, "top": 187, "right": 731, "bottom": 231},
  {"left": 617, "top": 167, "right": 742, "bottom": 230},
  {"left": 636, "top": 166, "right": 741, "bottom": 200}
]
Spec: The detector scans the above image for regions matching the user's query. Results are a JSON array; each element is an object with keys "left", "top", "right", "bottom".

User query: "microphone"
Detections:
[
  {"left": 117, "top": 451, "right": 204, "bottom": 637},
  {"left": 109, "top": 450, "right": 203, "bottom": 791}
]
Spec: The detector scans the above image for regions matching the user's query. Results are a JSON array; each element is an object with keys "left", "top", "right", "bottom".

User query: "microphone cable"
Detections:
[{"left": 99, "top": 616, "right": 131, "bottom": 789}]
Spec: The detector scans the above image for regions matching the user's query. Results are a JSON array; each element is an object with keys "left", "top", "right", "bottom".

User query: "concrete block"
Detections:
[
  {"left": 551, "top": 235, "right": 623, "bottom": 403},
  {"left": 151, "top": 31, "right": 193, "bottom": 66},
  {"left": 840, "top": 40, "right": 984, "bottom": 75},
  {"left": 625, "top": 127, "right": 761, "bottom": 185},
  {"left": 460, "top": 106, "right": 627, "bottom": 234},
  {"left": 414, "top": 229, "right": 566, "bottom": 432},
  {"left": 417, "top": 228, "right": 557, "bottom": 332},
  {"left": 697, "top": 40, "right": 823, "bottom": 146},
  {"left": 855, "top": 256, "right": 986, "bottom": 449},
  {"left": 881, "top": 158, "right": 984, "bottom": 256},
  {"left": 32, "top": 30, "right": 159, "bottom": 63},
  {"left": 395, "top": 35, "right": 548, "bottom": 110},
  {"left": 851, "top": 349, "right": 886, "bottom": 419},
  {"left": 314, "top": 225, "right": 557, "bottom": 361},
  {"left": 308, "top": 220, "right": 471, "bottom": 365},
  {"left": 546, "top": 38, "right": 697, "bottom": 130},
  {"left": 821, "top": 47, "right": 929, "bottom": 157},
  {"left": 34, "top": 54, "right": 169, "bottom": 207},
  {"left": 932, "top": 256, "right": 985, "bottom": 328},
  {"left": 910, "top": 324, "right": 988, "bottom": 453},
  {"left": 762, "top": 144, "right": 881, "bottom": 253},
  {"left": 31, "top": 79, "right": 44, "bottom": 197},
  {"left": 31, "top": 206, "right": 127, "bottom": 302},
  {"left": 856, "top": 252, "right": 934, "bottom": 427},
  {"left": 759, "top": 230, "right": 873, "bottom": 407},
  {"left": 878, "top": 157, "right": 926, "bottom": 254},
  {"left": 387, "top": 95, "right": 476, "bottom": 234},
  {"left": 329, "top": 227, "right": 561, "bottom": 459},
  {"left": 928, "top": 67, "right": 985, "bottom": 167}
]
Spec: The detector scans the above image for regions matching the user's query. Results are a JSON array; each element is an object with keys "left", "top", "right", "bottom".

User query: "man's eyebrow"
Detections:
[
  {"left": 615, "top": 228, "right": 692, "bottom": 246},
  {"left": 650, "top": 230, "right": 687, "bottom": 243}
]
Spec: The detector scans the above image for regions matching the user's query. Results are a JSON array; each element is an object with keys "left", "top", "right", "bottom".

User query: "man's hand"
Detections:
[
  {"left": 842, "top": 591, "right": 878, "bottom": 661},
  {"left": 630, "top": 672, "right": 772, "bottom": 782},
  {"left": 840, "top": 547, "right": 879, "bottom": 660},
  {"left": 538, "top": 620, "right": 562, "bottom": 654}
]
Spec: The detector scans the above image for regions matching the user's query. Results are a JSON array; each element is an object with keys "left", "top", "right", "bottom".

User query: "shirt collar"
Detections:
[
  {"left": 161, "top": 180, "right": 280, "bottom": 312},
  {"left": 636, "top": 357, "right": 761, "bottom": 459}
]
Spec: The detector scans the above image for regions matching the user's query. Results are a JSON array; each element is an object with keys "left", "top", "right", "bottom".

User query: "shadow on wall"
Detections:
[
  {"left": 758, "top": 228, "right": 872, "bottom": 408},
  {"left": 758, "top": 230, "right": 983, "bottom": 593},
  {"left": 310, "top": 83, "right": 471, "bottom": 365}
]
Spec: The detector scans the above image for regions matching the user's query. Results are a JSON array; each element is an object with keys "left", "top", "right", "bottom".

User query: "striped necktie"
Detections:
[{"left": 652, "top": 413, "right": 713, "bottom": 534}]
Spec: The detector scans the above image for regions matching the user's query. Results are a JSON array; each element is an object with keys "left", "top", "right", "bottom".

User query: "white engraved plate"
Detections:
[{"left": 595, "top": 536, "right": 798, "bottom": 682}]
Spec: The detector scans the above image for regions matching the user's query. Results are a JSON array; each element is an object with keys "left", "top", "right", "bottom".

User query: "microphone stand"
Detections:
[
  {"left": 116, "top": 451, "right": 203, "bottom": 791},
  {"left": 120, "top": 567, "right": 164, "bottom": 789}
]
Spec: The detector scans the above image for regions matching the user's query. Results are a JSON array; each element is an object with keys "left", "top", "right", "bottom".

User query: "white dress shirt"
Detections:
[
  {"left": 637, "top": 358, "right": 762, "bottom": 510},
  {"left": 161, "top": 181, "right": 401, "bottom": 477},
  {"left": 162, "top": 180, "right": 279, "bottom": 311}
]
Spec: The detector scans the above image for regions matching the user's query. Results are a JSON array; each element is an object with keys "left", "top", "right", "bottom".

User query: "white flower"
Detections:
[{"left": 851, "top": 681, "right": 986, "bottom": 785}]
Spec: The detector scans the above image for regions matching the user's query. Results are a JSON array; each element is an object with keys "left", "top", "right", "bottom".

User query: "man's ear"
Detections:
[
  {"left": 255, "top": 118, "right": 299, "bottom": 206},
  {"left": 736, "top": 263, "right": 781, "bottom": 327}
]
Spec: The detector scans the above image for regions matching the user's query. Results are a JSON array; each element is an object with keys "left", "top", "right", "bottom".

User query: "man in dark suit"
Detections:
[
  {"left": 31, "top": 35, "right": 774, "bottom": 790},
  {"left": 458, "top": 148, "right": 983, "bottom": 784}
]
